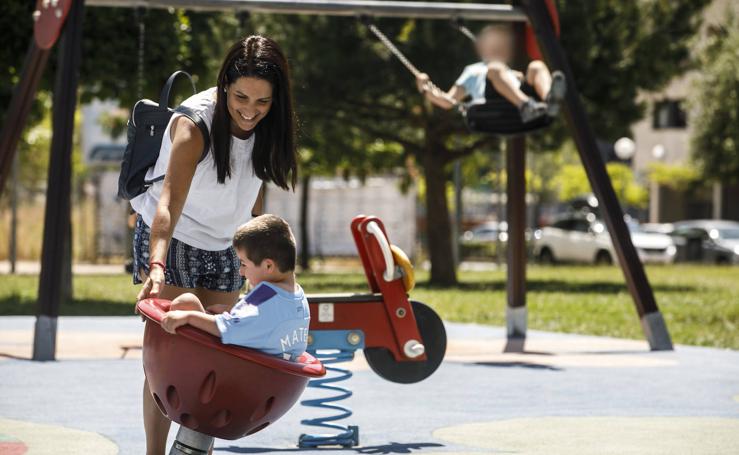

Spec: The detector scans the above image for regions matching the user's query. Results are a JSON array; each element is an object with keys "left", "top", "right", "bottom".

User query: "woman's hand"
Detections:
[
  {"left": 136, "top": 266, "right": 165, "bottom": 302},
  {"left": 416, "top": 72, "right": 431, "bottom": 94},
  {"left": 161, "top": 310, "right": 189, "bottom": 334}
]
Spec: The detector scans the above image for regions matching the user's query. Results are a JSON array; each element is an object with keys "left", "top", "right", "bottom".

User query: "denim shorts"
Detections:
[{"left": 132, "top": 215, "right": 244, "bottom": 292}]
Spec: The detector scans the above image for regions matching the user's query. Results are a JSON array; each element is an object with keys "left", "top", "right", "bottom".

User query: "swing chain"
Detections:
[
  {"left": 450, "top": 16, "right": 477, "bottom": 43},
  {"left": 359, "top": 15, "right": 461, "bottom": 109}
]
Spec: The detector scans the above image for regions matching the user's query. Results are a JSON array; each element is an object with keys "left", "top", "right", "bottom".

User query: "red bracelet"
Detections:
[{"left": 149, "top": 261, "right": 166, "bottom": 271}]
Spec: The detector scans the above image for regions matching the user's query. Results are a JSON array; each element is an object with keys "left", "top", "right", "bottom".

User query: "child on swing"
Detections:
[{"left": 416, "top": 23, "right": 565, "bottom": 123}]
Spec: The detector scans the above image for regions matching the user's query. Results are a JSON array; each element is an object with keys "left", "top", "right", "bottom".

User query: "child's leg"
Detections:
[
  {"left": 170, "top": 292, "right": 206, "bottom": 312},
  {"left": 487, "top": 61, "right": 530, "bottom": 107},
  {"left": 526, "top": 60, "right": 552, "bottom": 100}
]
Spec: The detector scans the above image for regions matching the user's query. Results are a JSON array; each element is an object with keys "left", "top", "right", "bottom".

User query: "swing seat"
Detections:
[
  {"left": 465, "top": 98, "right": 553, "bottom": 136},
  {"left": 137, "top": 298, "right": 325, "bottom": 440}
]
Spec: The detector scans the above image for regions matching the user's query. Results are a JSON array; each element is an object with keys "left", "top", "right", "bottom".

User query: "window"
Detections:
[
  {"left": 652, "top": 99, "right": 687, "bottom": 129},
  {"left": 552, "top": 219, "right": 574, "bottom": 231},
  {"left": 572, "top": 220, "right": 591, "bottom": 233}
]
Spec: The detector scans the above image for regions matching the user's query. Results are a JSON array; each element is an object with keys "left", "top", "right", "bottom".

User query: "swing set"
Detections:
[
  {"left": 0, "top": 0, "right": 674, "bottom": 453},
  {"left": 360, "top": 9, "right": 559, "bottom": 136}
]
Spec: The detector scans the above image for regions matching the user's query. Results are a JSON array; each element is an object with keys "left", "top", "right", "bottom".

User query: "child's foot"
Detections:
[
  {"left": 519, "top": 99, "right": 548, "bottom": 123},
  {"left": 545, "top": 71, "right": 566, "bottom": 117}
]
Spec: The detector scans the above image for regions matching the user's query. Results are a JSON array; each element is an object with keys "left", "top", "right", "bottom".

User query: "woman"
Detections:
[{"left": 131, "top": 35, "right": 298, "bottom": 454}]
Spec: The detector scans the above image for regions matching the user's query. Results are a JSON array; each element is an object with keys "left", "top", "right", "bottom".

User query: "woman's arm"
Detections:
[
  {"left": 137, "top": 116, "right": 205, "bottom": 300},
  {"left": 415, "top": 73, "right": 467, "bottom": 110},
  {"left": 251, "top": 184, "right": 265, "bottom": 217}
]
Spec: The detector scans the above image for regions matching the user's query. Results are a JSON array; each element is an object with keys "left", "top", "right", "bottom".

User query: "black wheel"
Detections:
[
  {"left": 363, "top": 301, "right": 446, "bottom": 384},
  {"left": 539, "top": 247, "right": 556, "bottom": 264},
  {"left": 595, "top": 250, "right": 613, "bottom": 265}
]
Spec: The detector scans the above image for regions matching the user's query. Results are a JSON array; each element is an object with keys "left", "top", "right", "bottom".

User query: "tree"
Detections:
[
  {"left": 3, "top": 2, "right": 710, "bottom": 286},
  {"left": 252, "top": 14, "right": 495, "bottom": 285},
  {"left": 555, "top": 0, "right": 711, "bottom": 141},
  {"left": 690, "top": 9, "right": 739, "bottom": 184},
  {"left": 555, "top": 161, "right": 647, "bottom": 209},
  {"left": 254, "top": 1, "right": 708, "bottom": 285}
]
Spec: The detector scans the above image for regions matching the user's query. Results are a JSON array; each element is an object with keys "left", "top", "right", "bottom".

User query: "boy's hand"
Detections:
[
  {"left": 416, "top": 73, "right": 431, "bottom": 93},
  {"left": 161, "top": 310, "right": 189, "bottom": 334}
]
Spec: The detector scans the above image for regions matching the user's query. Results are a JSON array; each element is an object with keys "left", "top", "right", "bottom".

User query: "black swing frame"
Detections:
[{"left": 0, "top": 0, "right": 672, "bottom": 360}]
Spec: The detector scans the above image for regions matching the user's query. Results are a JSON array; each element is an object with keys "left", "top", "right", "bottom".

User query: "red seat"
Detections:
[{"left": 137, "top": 298, "right": 325, "bottom": 440}]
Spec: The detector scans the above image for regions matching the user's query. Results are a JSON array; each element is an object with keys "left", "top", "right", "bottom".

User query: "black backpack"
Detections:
[{"left": 118, "top": 71, "right": 210, "bottom": 200}]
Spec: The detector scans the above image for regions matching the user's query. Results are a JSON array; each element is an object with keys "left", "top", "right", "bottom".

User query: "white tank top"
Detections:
[{"left": 130, "top": 87, "right": 263, "bottom": 251}]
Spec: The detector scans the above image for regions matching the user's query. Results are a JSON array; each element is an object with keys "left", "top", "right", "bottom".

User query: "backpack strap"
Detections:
[
  {"left": 142, "top": 107, "right": 211, "bottom": 186},
  {"left": 159, "top": 70, "right": 197, "bottom": 109},
  {"left": 175, "top": 105, "right": 211, "bottom": 162},
  {"left": 142, "top": 71, "right": 210, "bottom": 187}
]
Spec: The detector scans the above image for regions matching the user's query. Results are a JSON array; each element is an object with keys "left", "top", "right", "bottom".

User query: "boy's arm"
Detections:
[
  {"left": 206, "top": 303, "right": 235, "bottom": 314},
  {"left": 416, "top": 73, "right": 465, "bottom": 110},
  {"left": 161, "top": 310, "right": 221, "bottom": 337}
]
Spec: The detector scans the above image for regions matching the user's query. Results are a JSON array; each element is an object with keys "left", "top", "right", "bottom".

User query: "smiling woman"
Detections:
[{"left": 127, "top": 34, "right": 298, "bottom": 455}]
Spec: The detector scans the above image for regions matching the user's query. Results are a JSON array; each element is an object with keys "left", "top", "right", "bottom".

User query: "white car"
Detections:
[{"left": 532, "top": 215, "right": 677, "bottom": 264}]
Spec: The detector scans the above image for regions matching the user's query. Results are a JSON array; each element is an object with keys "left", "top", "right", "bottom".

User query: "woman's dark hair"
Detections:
[{"left": 212, "top": 35, "right": 297, "bottom": 190}]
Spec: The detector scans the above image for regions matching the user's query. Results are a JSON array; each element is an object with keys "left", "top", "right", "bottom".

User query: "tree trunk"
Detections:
[
  {"left": 299, "top": 174, "right": 311, "bottom": 271},
  {"left": 422, "top": 147, "right": 457, "bottom": 285}
]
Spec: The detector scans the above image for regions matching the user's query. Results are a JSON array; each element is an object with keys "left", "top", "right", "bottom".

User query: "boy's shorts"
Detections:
[
  {"left": 484, "top": 79, "right": 541, "bottom": 103},
  {"left": 132, "top": 215, "right": 244, "bottom": 292}
]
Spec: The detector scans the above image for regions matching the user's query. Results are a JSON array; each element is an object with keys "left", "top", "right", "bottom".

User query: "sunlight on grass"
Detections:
[{"left": 0, "top": 265, "right": 737, "bottom": 349}]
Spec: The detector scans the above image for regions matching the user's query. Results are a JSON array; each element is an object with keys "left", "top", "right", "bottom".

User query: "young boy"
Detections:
[
  {"left": 416, "top": 23, "right": 566, "bottom": 123},
  {"left": 160, "top": 214, "right": 309, "bottom": 361}
]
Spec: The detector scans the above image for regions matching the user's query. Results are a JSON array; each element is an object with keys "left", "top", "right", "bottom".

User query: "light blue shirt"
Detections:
[
  {"left": 215, "top": 282, "right": 310, "bottom": 361},
  {"left": 455, "top": 62, "right": 489, "bottom": 102}
]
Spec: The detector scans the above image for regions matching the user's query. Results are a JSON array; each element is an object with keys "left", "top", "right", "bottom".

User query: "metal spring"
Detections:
[{"left": 298, "top": 348, "right": 359, "bottom": 448}]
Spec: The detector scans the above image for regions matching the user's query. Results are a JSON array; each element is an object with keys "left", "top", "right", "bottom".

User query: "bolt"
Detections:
[
  {"left": 347, "top": 332, "right": 361, "bottom": 346},
  {"left": 396, "top": 307, "right": 406, "bottom": 318}
]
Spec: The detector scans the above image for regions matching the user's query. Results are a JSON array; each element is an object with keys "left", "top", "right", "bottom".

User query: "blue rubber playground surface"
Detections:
[{"left": 1, "top": 316, "right": 739, "bottom": 454}]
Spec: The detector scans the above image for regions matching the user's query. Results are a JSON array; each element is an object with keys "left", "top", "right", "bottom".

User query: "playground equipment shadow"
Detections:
[{"left": 1, "top": 317, "right": 738, "bottom": 454}]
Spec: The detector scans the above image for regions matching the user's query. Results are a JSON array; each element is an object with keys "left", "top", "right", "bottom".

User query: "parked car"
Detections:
[
  {"left": 462, "top": 221, "right": 507, "bottom": 243},
  {"left": 460, "top": 221, "right": 536, "bottom": 259},
  {"left": 532, "top": 214, "right": 677, "bottom": 265},
  {"left": 669, "top": 220, "right": 739, "bottom": 265},
  {"left": 460, "top": 221, "right": 507, "bottom": 259}
]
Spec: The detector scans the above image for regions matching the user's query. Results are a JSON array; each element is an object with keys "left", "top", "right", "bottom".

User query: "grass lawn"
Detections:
[{"left": 0, "top": 265, "right": 736, "bottom": 349}]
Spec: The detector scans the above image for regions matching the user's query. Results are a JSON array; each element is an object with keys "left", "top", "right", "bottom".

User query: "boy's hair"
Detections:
[
  {"left": 233, "top": 214, "right": 296, "bottom": 272},
  {"left": 477, "top": 23, "right": 513, "bottom": 40}
]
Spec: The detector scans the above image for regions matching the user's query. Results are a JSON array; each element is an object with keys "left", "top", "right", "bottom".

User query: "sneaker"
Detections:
[
  {"left": 519, "top": 99, "right": 548, "bottom": 123},
  {"left": 545, "top": 71, "right": 566, "bottom": 117}
]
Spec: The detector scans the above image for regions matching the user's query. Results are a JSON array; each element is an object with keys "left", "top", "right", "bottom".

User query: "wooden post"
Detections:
[
  {"left": 33, "top": 0, "right": 86, "bottom": 361},
  {"left": 504, "top": 9, "right": 529, "bottom": 352},
  {"left": 9, "top": 155, "right": 19, "bottom": 274},
  {"left": 523, "top": 0, "right": 672, "bottom": 350},
  {"left": 0, "top": 42, "right": 50, "bottom": 197},
  {"left": 505, "top": 137, "right": 527, "bottom": 352}
]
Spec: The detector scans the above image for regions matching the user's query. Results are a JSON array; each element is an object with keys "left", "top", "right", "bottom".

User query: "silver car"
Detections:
[{"left": 670, "top": 220, "right": 739, "bottom": 265}]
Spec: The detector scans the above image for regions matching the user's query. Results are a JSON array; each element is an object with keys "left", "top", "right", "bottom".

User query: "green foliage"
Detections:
[
  {"left": 690, "top": 9, "right": 739, "bottom": 184},
  {"left": 554, "top": 0, "right": 710, "bottom": 141},
  {"left": 78, "top": 8, "right": 237, "bottom": 108},
  {"left": 0, "top": 1, "right": 43, "bottom": 127},
  {"left": 647, "top": 162, "right": 700, "bottom": 190},
  {"left": 555, "top": 161, "right": 647, "bottom": 208}
]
